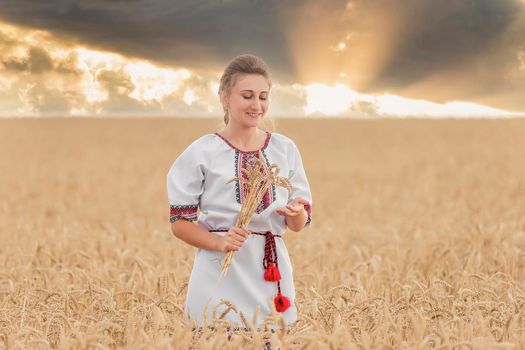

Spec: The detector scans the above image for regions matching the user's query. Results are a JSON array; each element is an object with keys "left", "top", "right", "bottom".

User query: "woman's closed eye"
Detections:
[{"left": 243, "top": 95, "right": 267, "bottom": 100}]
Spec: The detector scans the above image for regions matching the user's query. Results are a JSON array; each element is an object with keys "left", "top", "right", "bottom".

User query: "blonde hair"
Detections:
[{"left": 218, "top": 54, "right": 272, "bottom": 125}]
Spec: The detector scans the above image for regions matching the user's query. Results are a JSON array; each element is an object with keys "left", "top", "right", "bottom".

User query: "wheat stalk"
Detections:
[{"left": 220, "top": 151, "right": 291, "bottom": 277}]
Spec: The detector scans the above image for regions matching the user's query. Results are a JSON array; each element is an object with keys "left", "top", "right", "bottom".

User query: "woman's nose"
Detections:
[{"left": 251, "top": 98, "right": 261, "bottom": 110}]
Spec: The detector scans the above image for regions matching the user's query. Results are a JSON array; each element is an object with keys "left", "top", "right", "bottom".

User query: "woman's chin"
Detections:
[{"left": 243, "top": 117, "right": 263, "bottom": 127}]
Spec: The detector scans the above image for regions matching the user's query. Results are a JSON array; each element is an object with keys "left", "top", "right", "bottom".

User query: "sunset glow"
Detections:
[
  {"left": 126, "top": 63, "right": 190, "bottom": 102},
  {"left": 304, "top": 83, "right": 360, "bottom": 115},
  {"left": 0, "top": 18, "right": 523, "bottom": 118},
  {"left": 302, "top": 84, "right": 518, "bottom": 117}
]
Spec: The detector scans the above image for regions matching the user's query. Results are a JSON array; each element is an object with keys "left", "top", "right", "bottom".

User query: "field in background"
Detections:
[{"left": 1, "top": 118, "right": 525, "bottom": 349}]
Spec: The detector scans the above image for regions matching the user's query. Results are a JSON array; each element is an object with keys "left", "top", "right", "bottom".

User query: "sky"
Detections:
[{"left": 1, "top": 0, "right": 525, "bottom": 118}]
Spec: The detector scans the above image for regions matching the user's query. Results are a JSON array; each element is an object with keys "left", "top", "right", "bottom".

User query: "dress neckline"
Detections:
[{"left": 214, "top": 131, "right": 272, "bottom": 154}]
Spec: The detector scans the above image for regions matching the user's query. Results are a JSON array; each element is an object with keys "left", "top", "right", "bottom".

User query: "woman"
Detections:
[{"left": 166, "top": 54, "right": 312, "bottom": 330}]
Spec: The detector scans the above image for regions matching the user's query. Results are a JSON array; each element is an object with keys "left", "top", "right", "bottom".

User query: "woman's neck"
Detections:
[{"left": 219, "top": 124, "right": 266, "bottom": 150}]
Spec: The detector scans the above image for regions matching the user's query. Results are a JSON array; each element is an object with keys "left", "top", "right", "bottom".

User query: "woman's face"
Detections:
[{"left": 222, "top": 73, "right": 270, "bottom": 128}]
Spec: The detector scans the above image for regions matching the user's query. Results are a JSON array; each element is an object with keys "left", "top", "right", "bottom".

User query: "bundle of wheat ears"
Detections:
[{"left": 220, "top": 151, "right": 292, "bottom": 277}]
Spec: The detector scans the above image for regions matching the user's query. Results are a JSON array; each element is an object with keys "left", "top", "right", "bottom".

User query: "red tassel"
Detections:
[
  {"left": 264, "top": 262, "right": 281, "bottom": 282},
  {"left": 274, "top": 293, "right": 291, "bottom": 312}
]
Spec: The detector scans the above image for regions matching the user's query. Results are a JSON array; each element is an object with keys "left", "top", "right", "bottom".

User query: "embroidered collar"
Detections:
[{"left": 214, "top": 131, "right": 271, "bottom": 154}]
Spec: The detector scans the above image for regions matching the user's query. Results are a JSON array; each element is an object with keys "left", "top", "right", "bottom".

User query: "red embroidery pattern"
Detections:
[
  {"left": 213, "top": 132, "right": 275, "bottom": 214},
  {"left": 170, "top": 205, "right": 198, "bottom": 223}
]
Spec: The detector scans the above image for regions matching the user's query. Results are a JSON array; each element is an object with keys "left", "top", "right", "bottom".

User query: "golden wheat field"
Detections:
[{"left": 1, "top": 118, "right": 525, "bottom": 349}]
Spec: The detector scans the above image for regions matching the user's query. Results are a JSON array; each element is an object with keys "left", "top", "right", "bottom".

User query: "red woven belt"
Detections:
[{"left": 209, "top": 229, "right": 290, "bottom": 312}]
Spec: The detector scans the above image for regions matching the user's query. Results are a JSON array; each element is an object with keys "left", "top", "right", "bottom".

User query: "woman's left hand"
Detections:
[{"left": 276, "top": 197, "right": 309, "bottom": 217}]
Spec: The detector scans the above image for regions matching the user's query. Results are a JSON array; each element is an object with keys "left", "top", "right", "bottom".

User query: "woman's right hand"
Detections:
[{"left": 216, "top": 227, "right": 250, "bottom": 253}]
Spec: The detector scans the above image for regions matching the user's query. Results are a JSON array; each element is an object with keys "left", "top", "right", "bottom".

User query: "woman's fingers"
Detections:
[
  {"left": 231, "top": 228, "right": 250, "bottom": 241},
  {"left": 279, "top": 198, "right": 310, "bottom": 216},
  {"left": 228, "top": 233, "right": 244, "bottom": 245},
  {"left": 231, "top": 227, "right": 250, "bottom": 237},
  {"left": 220, "top": 237, "right": 240, "bottom": 252},
  {"left": 276, "top": 207, "right": 294, "bottom": 216},
  {"left": 225, "top": 227, "right": 250, "bottom": 251},
  {"left": 226, "top": 237, "right": 242, "bottom": 250},
  {"left": 228, "top": 243, "right": 239, "bottom": 251},
  {"left": 289, "top": 197, "right": 309, "bottom": 209},
  {"left": 286, "top": 203, "right": 303, "bottom": 212}
]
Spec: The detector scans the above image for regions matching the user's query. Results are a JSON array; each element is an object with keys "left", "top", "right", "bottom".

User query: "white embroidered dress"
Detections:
[{"left": 166, "top": 131, "right": 312, "bottom": 328}]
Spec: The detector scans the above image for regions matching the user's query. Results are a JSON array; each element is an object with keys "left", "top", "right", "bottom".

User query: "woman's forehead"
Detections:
[{"left": 233, "top": 74, "right": 269, "bottom": 92}]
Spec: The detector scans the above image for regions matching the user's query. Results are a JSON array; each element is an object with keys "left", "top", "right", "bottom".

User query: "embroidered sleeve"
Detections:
[
  {"left": 169, "top": 204, "right": 198, "bottom": 223},
  {"left": 288, "top": 142, "right": 313, "bottom": 227},
  {"left": 166, "top": 143, "right": 206, "bottom": 223}
]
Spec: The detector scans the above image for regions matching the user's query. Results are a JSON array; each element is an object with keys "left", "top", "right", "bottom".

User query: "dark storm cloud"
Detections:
[
  {"left": 2, "top": 47, "right": 53, "bottom": 73},
  {"left": 317, "top": 0, "right": 525, "bottom": 109},
  {"left": 90, "top": 69, "right": 160, "bottom": 115},
  {"left": 2, "top": 0, "right": 521, "bottom": 84},
  {"left": 97, "top": 70, "right": 135, "bottom": 96},
  {"left": 1, "top": 0, "right": 524, "bottom": 111},
  {"left": 362, "top": 0, "right": 525, "bottom": 90},
  {"left": 0, "top": 0, "right": 297, "bottom": 80},
  {"left": 55, "top": 52, "right": 82, "bottom": 76},
  {"left": 1, "top": 43, "right": 81, "bottom": 75}
]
